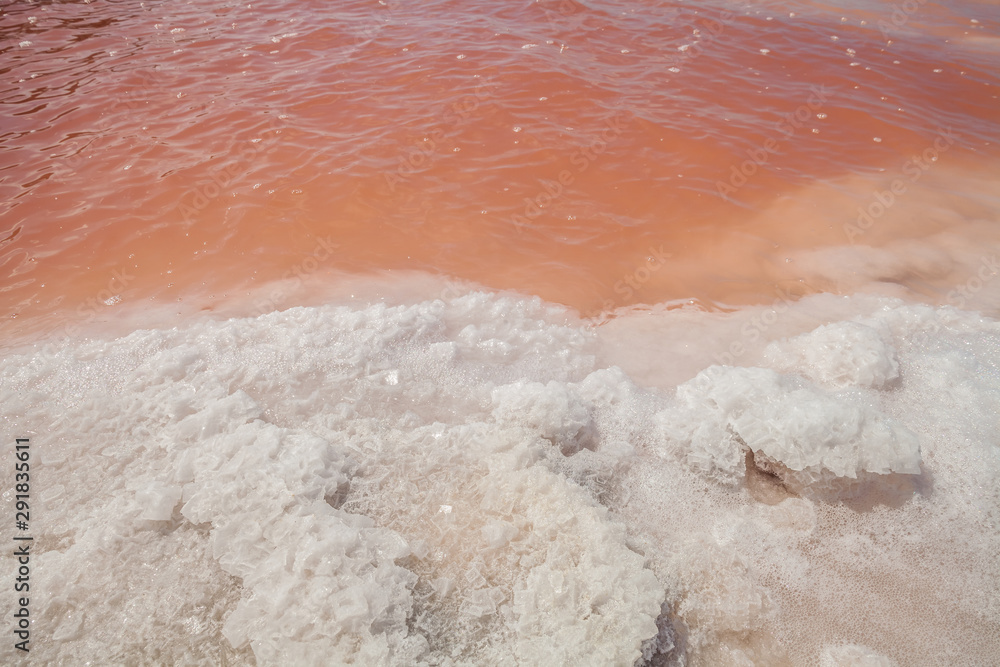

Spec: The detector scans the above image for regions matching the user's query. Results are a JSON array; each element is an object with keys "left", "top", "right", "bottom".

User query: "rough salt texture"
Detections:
[
  {"left": 1, "top": 291, "right": 998, "bottom": 666},
  {"left": 763, "top": 321, "right": 900, "bottom": 389},
  {"left": 820, "top": 644, "right": 899, "bottom": 667},
  {"left": 0, "top": 294, "right": 661, "bottom": 667},
  {"left": 655, "top": 366, "right": 921, "bottom": 495}
]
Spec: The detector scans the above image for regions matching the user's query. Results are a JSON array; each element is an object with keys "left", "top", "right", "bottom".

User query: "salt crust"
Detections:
[
  {"left": 1, "top": 292, "right": 998, "bottom": 665},
  {"left": 656, "top": 365, "right": 921, "bottom": 495},
  {"left": 0, "top": 294, "right": 659, "bottom": 666},
  {"left": 819, "top": 644, "right": 899, "bottom": 667},
  {"left": 763, "top": 321, "right": 900, "bottom": 389}
]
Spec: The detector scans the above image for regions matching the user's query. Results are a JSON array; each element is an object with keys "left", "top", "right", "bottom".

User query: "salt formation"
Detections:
[
  {"left": 1, "top": 290, "right": 998, "bottom": 666},
  {"left": 0, "top": 294, "right": 663, "bottom": 666},
  {"left": 763, "top": 321, "right": 900, "bottom": 390},
  {"left": 655, "top": 365, "right": 921, "bottom": 497}
]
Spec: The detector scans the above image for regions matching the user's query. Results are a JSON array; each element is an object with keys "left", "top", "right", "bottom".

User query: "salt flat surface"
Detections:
[{"left": 1, "top": 289, "right": 998, "bottom": 665}]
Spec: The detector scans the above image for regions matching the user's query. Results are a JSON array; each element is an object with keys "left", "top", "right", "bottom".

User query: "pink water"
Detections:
[{"left": 2, "top": 0, "right": 999, "bottom": 343}]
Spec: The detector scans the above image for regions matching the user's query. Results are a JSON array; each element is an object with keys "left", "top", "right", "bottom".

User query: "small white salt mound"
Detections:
[
  {"left": 180, "top": 417, "right": 429, "bottom": 665},
  {"left": 656, "top": 366, "right": 921, "bottom": 494},
  {"left": 493, "top": 459, "right": 662, "bottom": 666},
  {"left": 338, "top": 418, "right": 663, "bottom": 666},
  {"left": 491, "top": 380, "right": 594, "bottom": 454},
  {"left": 136, "top": 482, "right": 183, "bottom": 521},
  {"left": 820, "top": 644, "right": 899, "bottom": 667},
  {"left": 764, "top": 321, "right": 900, "bottom": 389}
]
